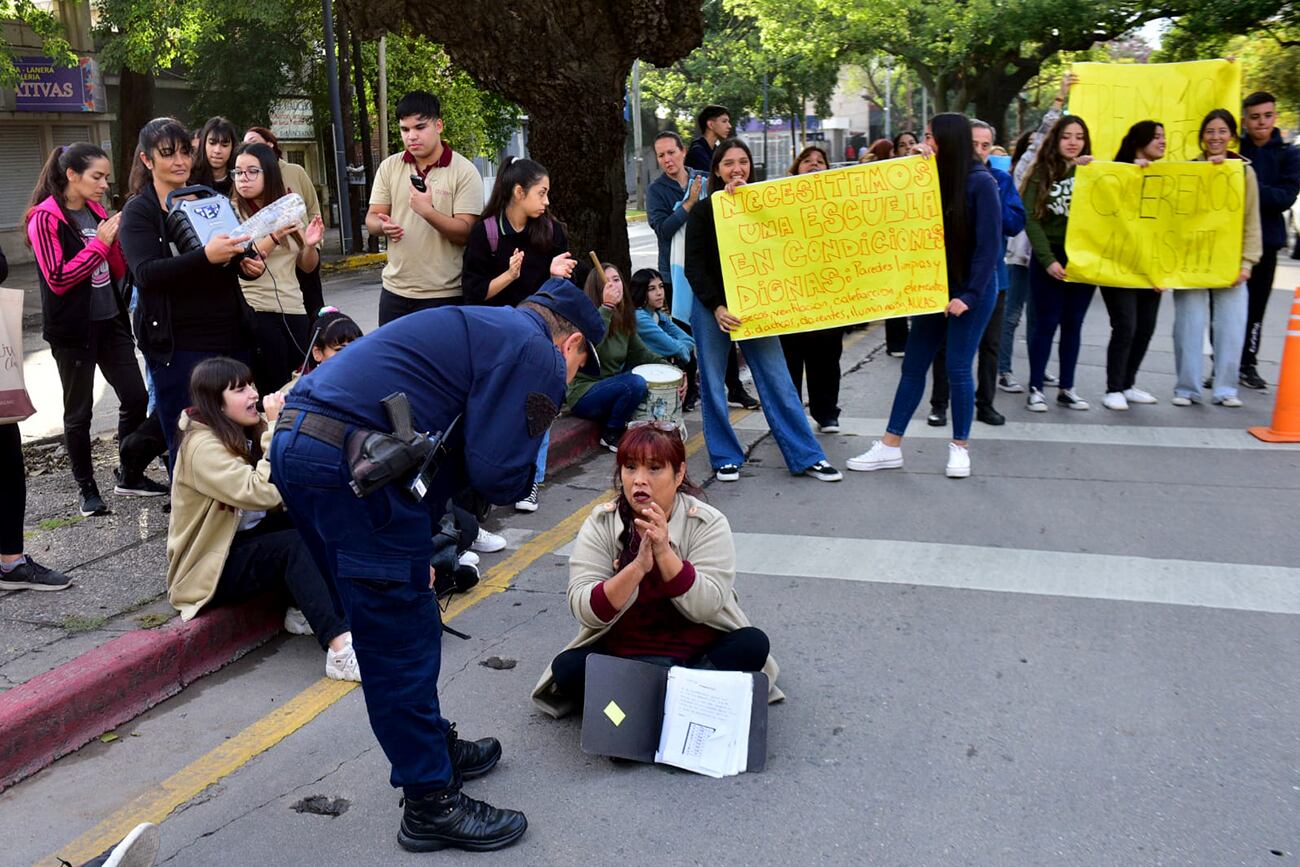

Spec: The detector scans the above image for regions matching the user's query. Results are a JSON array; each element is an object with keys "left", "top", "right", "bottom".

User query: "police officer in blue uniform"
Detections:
[{"left": 270, "top": 279, "right": 604, "bottom": 853}]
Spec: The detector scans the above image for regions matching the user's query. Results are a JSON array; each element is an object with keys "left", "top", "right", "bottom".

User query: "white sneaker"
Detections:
[
  {"left": 283, "top": 607, "right": 313, "bottom": 636},
  {"left": 1056, "top": 388, "right": 1090, "bottom": 410},
  {"left": 1171, "top": 395, "right": 1198, "bottom": 407},
  {"left": 945, "top": 443, "right": 970, "bottom": 478},
  {"left": 847, "top": 440, "right": 903, "bottom": 472},
  {"left": 326, "top": 640, "right": 361, "bottom": 682},
  {"left": 102, "top": 822, "right": 160, "bottom": 867},
  {"left": 1213, "top": 395, "right": 1243, "bottom": 407},
  {"left": 1026, "top": 388, "right": 1048, "bottom": 412},
  {"left": 471, "top": 527, "right": 506, "bottom": 553},
  {"left": 998, "top": 373, "right": 1025, "bottom": 393},
  {"left": 1123, "top": 386, "right": 1158, "bottom": 405},
  {"left": 458, "top": 550, "right": 481, "bottom": 568},
  {"left": 1102, "top": 391, "right": 1129, "bottom": 411}
]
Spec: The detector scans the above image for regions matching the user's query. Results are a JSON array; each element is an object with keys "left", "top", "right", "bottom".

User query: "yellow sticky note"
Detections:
[{"left": 603, "top": 700, "right": 626, "bottom": 726}]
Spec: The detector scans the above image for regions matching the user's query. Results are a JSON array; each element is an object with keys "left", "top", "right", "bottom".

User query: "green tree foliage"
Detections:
[
  {"left": 641, "top": 1, "right": 839, "bottom": 137},
  {"left": 0, "top": 0, "right": 78, "bottom": 86}
]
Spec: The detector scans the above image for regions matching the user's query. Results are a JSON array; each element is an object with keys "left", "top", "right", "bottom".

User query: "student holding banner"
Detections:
[
  {"left": 1099, "top": 121, "right": 1168, "bottom": 412},
  {"left": 847, "top": 113, "right": 1002, "bottom": 480},
  {"left": 683, "top": 138, "right": 842, "bottom": 483},
  {"left": 1020, "top": 116, "right": 1096, "bottom": 412},
  {"left": 1171, "top": 109, "right": 1262, "bottom": 408}
]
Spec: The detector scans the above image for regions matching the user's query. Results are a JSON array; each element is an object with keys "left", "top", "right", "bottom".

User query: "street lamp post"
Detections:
[
  {"left": 321, "top": 0, "right": 352, "bottom": 252},
  {"left": 762, "top": 73, "right": 769, "bottom": 179}
]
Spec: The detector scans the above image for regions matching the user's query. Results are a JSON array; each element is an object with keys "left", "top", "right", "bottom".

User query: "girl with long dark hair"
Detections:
[
  {"left": 190, "top": 116, "right": 238, "bottom": 197},
  {"left": 119, "top": 118, "right": 259, "bottom": 467},
  {"left": 779, "top": 145, "right": 843, "bottom": 432},
  {"left": 25, "top": 143, "right": 168, "bottom": 515},
  {"left": 1171, "top": 109, "right": 1262, "bottom": 407},
  {"left": 532, "top": 424, "right": 780, "bottom": 715},
  {"left": 1101, "top": 121, "right": 1167, "bottom": 411},
  {"left": 462, "top": 156, "right": 575, "bottom": 306},
  {"left": 167, "top": 357, "right": 358, "bottom": 681},
  {"left": 683, "top": 138, "right": 841, "bottom": 483},
  {"left": 1019, "top": 115, "right": 1096, "bottom": 412},
  {"left": 630, "top": 267, "right": 697, "bottom": 410},
  {"left": 848, "top": 113, "right": 1003, "bottom": 479},
  {"left": 231, "top": 142, "right": 325, "bottom": 395},
  {"left": 567, "top": 263, "right": 663, "bottom": 451}
]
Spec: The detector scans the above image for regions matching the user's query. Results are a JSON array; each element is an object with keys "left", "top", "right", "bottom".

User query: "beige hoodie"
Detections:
[
  {"left": 166, "top": 413, "right": 282, "bottom": 620},
  {"left": 532, "top": 493, "right": 783, "bottom": 718}
]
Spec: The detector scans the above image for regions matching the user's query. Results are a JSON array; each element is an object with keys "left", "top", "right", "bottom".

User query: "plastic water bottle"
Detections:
[{"left": 233, "top": 193, "right": 306, "bottom": 242}]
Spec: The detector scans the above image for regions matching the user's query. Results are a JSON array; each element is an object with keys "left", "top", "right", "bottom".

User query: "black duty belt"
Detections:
[{"left": 276, "top": 408, "right": 348, "bottom": 449}]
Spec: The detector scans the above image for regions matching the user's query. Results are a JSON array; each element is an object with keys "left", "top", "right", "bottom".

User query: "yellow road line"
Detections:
[{"left": 39, "top": 413, "right": 739, "bottom": 867}]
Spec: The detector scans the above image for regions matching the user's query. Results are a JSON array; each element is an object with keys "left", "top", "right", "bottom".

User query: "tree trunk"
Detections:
[
  {"left": 338, "top": 0, "right": 703, "bottom": 270},
  {"left": 116, "top": 68, "right": 155, "bottom": 203},
  {"left": 972, "top": 89, "right": 1019, "bottom": 145},
  {"left": 350, "top": 35, "right": 378, "bottom": 252}
]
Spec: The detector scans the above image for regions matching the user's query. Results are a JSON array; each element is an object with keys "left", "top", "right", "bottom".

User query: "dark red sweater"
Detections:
[{"left": 592, "top": 559, "right": 723, "bottom": 661}]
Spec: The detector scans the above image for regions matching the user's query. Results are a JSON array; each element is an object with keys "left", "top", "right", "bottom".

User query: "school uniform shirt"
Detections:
[
  {"left": 280, "top": 161, "right": 321, "bottom": 221},
  {"left": 234, "top": 200, "right": 309, "bottom": 314},
  {"left": 369, "top": 147, "right": 483, "bottom": 300}
]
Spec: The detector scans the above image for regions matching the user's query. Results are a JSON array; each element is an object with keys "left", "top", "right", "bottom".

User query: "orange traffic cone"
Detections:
[{"left": 1249, "top": 287, "right": 1300, "bottom": 442}]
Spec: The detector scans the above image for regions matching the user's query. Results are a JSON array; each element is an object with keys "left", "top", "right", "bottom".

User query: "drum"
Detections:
[{"left": 631, "top": 363, "right": 686, "bottom": 435}]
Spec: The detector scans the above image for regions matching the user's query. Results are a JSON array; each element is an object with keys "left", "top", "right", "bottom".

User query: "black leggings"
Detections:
[
  {"left": 1100, "top": 286, "right": 1161, "bottom": 393},
  {"left": 210, "top": 512, "right": 348, "bottom": 650},
  {"left": 549, "top": 626, "right": 770, "bottom": 701},
  {"left": 1, "top": 423, "right": 24, "bottom": 555},
  {"left": 50, "top": 317, "right": 153, "bottom": 486},
  {"left": 249, "top": 310, "right": 311, "bottom": 397},
  {"left": 781, "top": 328, "right": 844, "bottom": 425}
]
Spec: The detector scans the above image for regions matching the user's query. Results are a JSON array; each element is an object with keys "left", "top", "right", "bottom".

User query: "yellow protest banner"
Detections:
[
  {"left": 1064, "top": 160, "right": 1244, "bottom": 289},
  {"left": 1069, "top": 60, "right": 1241, "bottom": 162},
  {"left": 715, "top": 156, "right": 948, "bottom": 340}
]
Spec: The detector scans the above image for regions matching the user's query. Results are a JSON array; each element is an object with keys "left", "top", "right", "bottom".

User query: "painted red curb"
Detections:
[
  {"left": 0, "top": 425, "right": 605, "bottom": 793},
  {"left": 0, "top": 597, "right": 281, "bottom": 792}
]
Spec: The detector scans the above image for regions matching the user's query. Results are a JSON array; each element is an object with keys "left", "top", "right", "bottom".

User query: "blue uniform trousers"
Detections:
[{"left": 271, "top": 409, "right": 453, "bottom": 797}]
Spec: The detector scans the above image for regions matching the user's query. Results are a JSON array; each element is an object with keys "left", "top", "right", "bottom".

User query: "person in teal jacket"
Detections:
[
  {"left": 568, "top": 263, "right": 665, "bottom": 450},
  {"left": 630, "top": 267, "right": 697, "bottom": 411}
]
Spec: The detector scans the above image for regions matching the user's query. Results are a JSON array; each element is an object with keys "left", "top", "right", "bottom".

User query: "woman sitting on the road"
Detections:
[
  {"left": 166, "top": 357, "right": 359, "bottom": 682},
  {"left": 532, "top": 423, "right": 781, "bottom": 716},
  {"left": 567, "top": 263, "right": 665, "bottom": 451}
]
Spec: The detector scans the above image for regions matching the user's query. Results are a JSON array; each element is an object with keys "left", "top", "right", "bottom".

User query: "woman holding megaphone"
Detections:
[
  {"left": 232, "top": 142, "right": 325, "bottom": 395},
  {"left": 120, "top": 117, "right": 261, "bottom": 467}
]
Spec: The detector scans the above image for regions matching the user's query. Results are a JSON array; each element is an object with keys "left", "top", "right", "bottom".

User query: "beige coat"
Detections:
[
  {"left": 166, "top": 414, "right": 283, "bottom": 620},
  {"left": 531, "top": 493, "right": 783, "bottom": 718}
]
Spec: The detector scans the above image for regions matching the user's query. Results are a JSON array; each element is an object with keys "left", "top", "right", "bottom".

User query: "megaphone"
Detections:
[{"left": 165, "top": 185, "right": 242, "bottom": 254}]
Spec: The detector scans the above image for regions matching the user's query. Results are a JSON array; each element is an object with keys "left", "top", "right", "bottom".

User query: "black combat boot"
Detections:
[
  {"left": 397, "top": 787, "right": 527, "bottom": 853},
  {"left": 447, "top": 724, "right": 501, "bottom": 780}
]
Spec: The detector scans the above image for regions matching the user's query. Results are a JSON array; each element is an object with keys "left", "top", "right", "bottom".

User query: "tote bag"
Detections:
[{"left": 0, "top": 287, "right": 36, "bottom": 424}]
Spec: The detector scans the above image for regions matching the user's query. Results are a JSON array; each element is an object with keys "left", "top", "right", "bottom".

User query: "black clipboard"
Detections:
[{"left": 579, "top": 654, "right": 768, "bottom": 772}]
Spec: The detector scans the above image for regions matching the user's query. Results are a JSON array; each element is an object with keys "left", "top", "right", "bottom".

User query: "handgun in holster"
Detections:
[{"left": 346, "top": 392, "right": 460, "bottom": 501}]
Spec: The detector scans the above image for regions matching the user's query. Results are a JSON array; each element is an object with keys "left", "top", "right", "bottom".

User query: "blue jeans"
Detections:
[
  {"left": 148, "top": 348, "right": 250, "bottom": 470},
  {"left": 569, "top": 373, "right": 648, "bottom": 443},
  {"left": 1027, "top": 258, "right": 1096, "bottom": 390},
  {"left": 1172, "top": 283, "right": 1247, "bottom": 401},
  {"left": 690, "top": 295, "right": 826, "bottom": 472},
  {"left": 533, "top": 427, "right": 549, "bottom": 484},
  {"left": 129, "top": 285, "right": 156, "bottom": 414},
  {"left": 271, "top": 409, "right": 453, "bottom": 796},
  {"left": 887, "top": 290, "right": 997, "bottom": 442},
  {"left": 999, "top": 264, "right": 1035, "bottom": 375}
]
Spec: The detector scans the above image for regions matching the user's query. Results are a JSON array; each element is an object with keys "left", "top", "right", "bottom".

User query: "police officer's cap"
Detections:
[{"left": 527, "top": 278, "right": 606, "bottom": 376}]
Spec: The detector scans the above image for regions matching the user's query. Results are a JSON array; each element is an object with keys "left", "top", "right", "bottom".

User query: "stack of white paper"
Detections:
[{"left": 654, "top": 667, "right": 754, "bottom": 778}]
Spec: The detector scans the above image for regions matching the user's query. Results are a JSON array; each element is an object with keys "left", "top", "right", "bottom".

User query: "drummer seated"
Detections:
[
  {"left": 531, "top": 423, "right": 782, "bottom": 717},
  {"left": 568, "top": 262, "right": 666, "bottom": 450},
  {"left": 630, "top": 268, "right": 698, "bottom": 411}
]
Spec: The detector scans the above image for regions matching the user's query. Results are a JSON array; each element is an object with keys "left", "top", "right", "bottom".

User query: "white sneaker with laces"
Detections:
[
  {"left": 998, "top": 373, "right": 1025, "bottom": 394},
  {"left": 1102, "top": 391, "right": 1129, "bottom": 411},
  {"left": 847, "top": 440, "right": 903, "bottom": 472},
  {"left": 1214, "top": 395, "right": 1243, "bottom": 407},
  {"left": 514, "top": 483, "right": 540, "bottom": 512},
  {"left": 458, "top": 550, "right": 481, "bottom": 568},
  {"left": 1026, "top": 388, "right": 1048, "bottom": 412},
  {"left": 326, "top": 640, "right": 362, "bottom": 682},
  {"left": 945, "top": 443, "right": 971, "bottom": 478},
  {"left": 471, "top": 527, "right": 506, "bottom": 553},
  {"left": 1171, "top": 395, "right": 1196, "bottom": 406},
  {"left": 1123, "top": 386, "right": 1158, "bottom": 404},
  {"left": 1057, "top": 388, "right": 1090, "bottom": 410},
  {"left": 283, "top": 607, "right": 313, "bottom": 636}
]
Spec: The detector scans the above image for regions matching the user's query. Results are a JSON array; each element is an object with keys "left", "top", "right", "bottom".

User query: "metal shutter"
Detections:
[
  {"left": 52, "top": 125, "right": 92, "bottom": 147},
  {"left": 0, "top": 125, "right": 46, "bottom": 228}
]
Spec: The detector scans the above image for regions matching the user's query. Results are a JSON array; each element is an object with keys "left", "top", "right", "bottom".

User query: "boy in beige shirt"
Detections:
[{"left": 367, "top": 90, "right": 484, "bottom": 324}]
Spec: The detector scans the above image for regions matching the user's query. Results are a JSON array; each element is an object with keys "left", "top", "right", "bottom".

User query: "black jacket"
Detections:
[
  {"left": 683, "top": 192, "right": 727, "bottom": 312},
  {"left": 28, "top": 197, "right": 130, "bottom": 349},
  {"left": 119, "top": 182, "right": 249, "bottom": 363},
  {"left": 686, "top": 137, "right": 714, "bottom": 173},
  {"left": 461, "top": 215, "right": 569, "bottom": 308},
  {"left": 1239, "top": 128, "right": 1300, "bottom": 250}
]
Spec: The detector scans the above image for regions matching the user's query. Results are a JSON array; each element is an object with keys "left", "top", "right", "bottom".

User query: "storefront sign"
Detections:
[
  {"left": 270, "top": 99, "right": 315, "bottom": 141},
  {"left": 14, "top": 56, "right": 105, "bottom": 112}
]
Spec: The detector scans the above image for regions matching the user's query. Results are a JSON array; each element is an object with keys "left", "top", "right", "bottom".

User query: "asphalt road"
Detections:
[{"left": 4, "top": 241, "right": 1299, "bottom": 866}]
